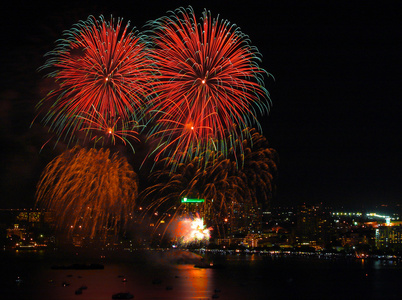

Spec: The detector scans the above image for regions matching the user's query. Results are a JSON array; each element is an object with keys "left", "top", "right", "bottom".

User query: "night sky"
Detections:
[{"left": 1, "top": 1, "right": 400, "bottom": 210}]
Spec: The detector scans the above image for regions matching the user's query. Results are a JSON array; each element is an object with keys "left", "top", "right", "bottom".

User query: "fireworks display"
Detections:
[
  {"left": 33, "top": 7, "right": 276, "bottom": 244},
  {"left": 146, "top": 7, "right": 271, "bottom": 164},
  {"left": 35, "top": 146, "right": 138, "bottom": 238},
  {"left": 237, "top": 128, "right": 279, "bottom": 209},
  {"left": 140, "top": 152, "right": 241, "bottom": 237},
  {"left": 140, "top": 128, "right": 277, "bottom": 238},
  {"left": 37, "top": 15, "right": 152, "bottom": 146}
]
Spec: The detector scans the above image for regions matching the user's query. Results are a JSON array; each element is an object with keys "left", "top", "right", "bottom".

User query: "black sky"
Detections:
[{"left": 1, "top": 0, "right": 401, "bottom": 209}]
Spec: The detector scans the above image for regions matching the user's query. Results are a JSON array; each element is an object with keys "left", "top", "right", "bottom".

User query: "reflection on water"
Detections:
[
  {"left": 184, "top": 266, "right": 213, "bottom": 298},
  {"left": 371, "top": 258, "right": 400, "bottom": 270},
  {"left": 3, "top": 252, "right": 225, "bottom": 300},
  {"left": 32, "top": 264, "right": 210, "bottom": 300},
  {"left": 2, "top": 250, "right": 402, "bottom": 300}
]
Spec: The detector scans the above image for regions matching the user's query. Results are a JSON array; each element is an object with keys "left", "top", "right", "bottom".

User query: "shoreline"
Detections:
[{"left": 2, "top": 247, "right": 401, "bottom": 265}]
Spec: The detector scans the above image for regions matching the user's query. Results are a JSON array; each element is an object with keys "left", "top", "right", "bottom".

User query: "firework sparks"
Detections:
[
  {"left": 172, "top": 216, "right": 211, "bottom": 244},
  {"left": 141, "top": 128, "right": 278, "bottom": 238},
  {"left": 77, "top": 105, "right": 142, "bottom": 152},
  {"left": 36, "top": 15, "right": 152, "bottom": 145},
  {"left": 35, "top": 146, "right": 138, "bottom": 238},
  {"left": 237, "top": 128, "right": 279, "bottom": 209},
  {"left": 140, "top": 151, "right": 245, "bottom": 238},
  {"left": 146, "top": 6, "right": 272, "bottom": 164}
]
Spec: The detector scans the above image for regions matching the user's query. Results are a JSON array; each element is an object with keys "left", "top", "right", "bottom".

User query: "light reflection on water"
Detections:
[
  {"left": 183, "top": 266, "right": 214, "bottom": 298},
  {"left": 29, "top": 264, "right": 217, "bottom": 300},
  {"left": 3, "top": 250, "right": 402, "bottom": 300},
  {"left": 6, "top": 253, "right": 227, "bottom": 300}
]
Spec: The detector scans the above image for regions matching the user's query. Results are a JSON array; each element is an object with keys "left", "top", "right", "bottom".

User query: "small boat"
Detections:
[
  {"left": 74, "top": 285, "right": 88, "bottom": 295},
  {"left": 166, "top": 286, "right": 173, "bottom": 290},
  {"left": 15, "top": 277, "right": 23, "bottom": 285},
  {"left": 194, "top": 261, "right": 225, "bottom": 269},
  {"left": 62, "top": 281, "right": 70, "bottom": 287},
  {"left": 152, "top": 279, "right": 162, "bottom": 284},
  {"left": 194, "top": 261, "right": 213, "bottom": 268},
  {"left": 112, "top": 292, "right": 134, "bottom": 299}
]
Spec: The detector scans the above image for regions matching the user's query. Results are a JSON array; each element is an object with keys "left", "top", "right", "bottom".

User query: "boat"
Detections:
[
  {"left": 112, "top": 292, "right": 134, "bottom": 299},
  {"left": 74, "top": 285, "right": 87, "bottom": 295},
  {"left": 194, "top": 261, "right": 225, "bottom": 269},
  {"left": 15, "top": 277, "right": 23, "bottom": 284}
]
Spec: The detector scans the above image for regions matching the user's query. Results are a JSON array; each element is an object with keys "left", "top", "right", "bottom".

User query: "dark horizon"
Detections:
[{"left": 1, "top": 1, "right": 401, "bottom": 209}]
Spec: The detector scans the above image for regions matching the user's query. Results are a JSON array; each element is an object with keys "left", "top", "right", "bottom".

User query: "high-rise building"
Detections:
[
  {"left": 227, "top": 202, "right": 262, "bottom": 237},
  {"left": 295, "top": 204, "right": 332, "bottom": 247}
]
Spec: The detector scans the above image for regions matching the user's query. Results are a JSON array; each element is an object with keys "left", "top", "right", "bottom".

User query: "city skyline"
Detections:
[
  {"left": 2, "top": 202, "right": 401, "bottom": 250},
  {"left": 1, "top": 1, "right": 401, "bottom": 209}
]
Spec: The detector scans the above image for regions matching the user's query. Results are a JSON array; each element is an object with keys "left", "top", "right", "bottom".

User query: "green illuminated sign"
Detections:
[{"left": 181, "top": 197, "right": 205, "bottom": 203}]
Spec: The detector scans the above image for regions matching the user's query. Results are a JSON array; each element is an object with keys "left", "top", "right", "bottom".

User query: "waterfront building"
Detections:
[{"left": 375, "top": 222, "right": 402, "bottom": 250}]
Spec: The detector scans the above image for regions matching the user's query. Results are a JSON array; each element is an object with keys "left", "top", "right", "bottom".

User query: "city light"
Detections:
[{"left": 181, "top": 198, "right": 205, "bottom": 203}]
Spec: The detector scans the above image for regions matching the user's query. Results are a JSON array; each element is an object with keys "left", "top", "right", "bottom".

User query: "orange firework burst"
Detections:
[{"left": 36, "top": 146, "right": 138, "bottom": 238}]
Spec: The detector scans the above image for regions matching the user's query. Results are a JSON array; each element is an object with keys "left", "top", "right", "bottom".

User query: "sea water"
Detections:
[{"left": 2, "top": 249, "right": 402, "bottom": 300}]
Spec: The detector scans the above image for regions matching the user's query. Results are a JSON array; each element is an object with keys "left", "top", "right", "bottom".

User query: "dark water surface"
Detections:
[{"left": 2, "top": 250, "right": 402, "bottom": 299}]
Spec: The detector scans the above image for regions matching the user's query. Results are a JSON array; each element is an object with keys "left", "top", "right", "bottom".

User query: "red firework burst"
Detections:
[
  {"left": 147, "top": 7, "right": 271, "bottom": 163},
  {"left": 37, "top": 15, "right": 152, "bottom": 144}
]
